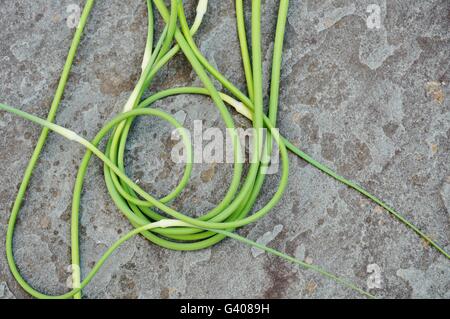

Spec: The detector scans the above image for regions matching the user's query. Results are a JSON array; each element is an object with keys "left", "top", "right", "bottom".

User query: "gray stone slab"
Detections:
[{"left": 0, "top": 0, "right": 449, "bottom": 298}]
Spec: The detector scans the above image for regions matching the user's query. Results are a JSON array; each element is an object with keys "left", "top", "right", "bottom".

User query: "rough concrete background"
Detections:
[{"left": 0, "top": 0, "right": 449, "bottom": 299}]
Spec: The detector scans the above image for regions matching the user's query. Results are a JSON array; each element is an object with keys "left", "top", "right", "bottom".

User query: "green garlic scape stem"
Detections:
[
  {"left": 0, "top": 101, "right": 373, "bottom": 299},
  {"left": 1, "top": 0, "right": 448, "bottom": 300}
]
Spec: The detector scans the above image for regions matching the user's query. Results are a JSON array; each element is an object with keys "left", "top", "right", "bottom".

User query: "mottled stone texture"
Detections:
[{"left": 0, "top": 0, "right": 449, "bottom": 299}]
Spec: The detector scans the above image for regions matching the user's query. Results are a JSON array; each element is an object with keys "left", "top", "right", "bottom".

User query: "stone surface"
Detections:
[{"left": 0, "top": 0, "right": 449, "bottom": 299}]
